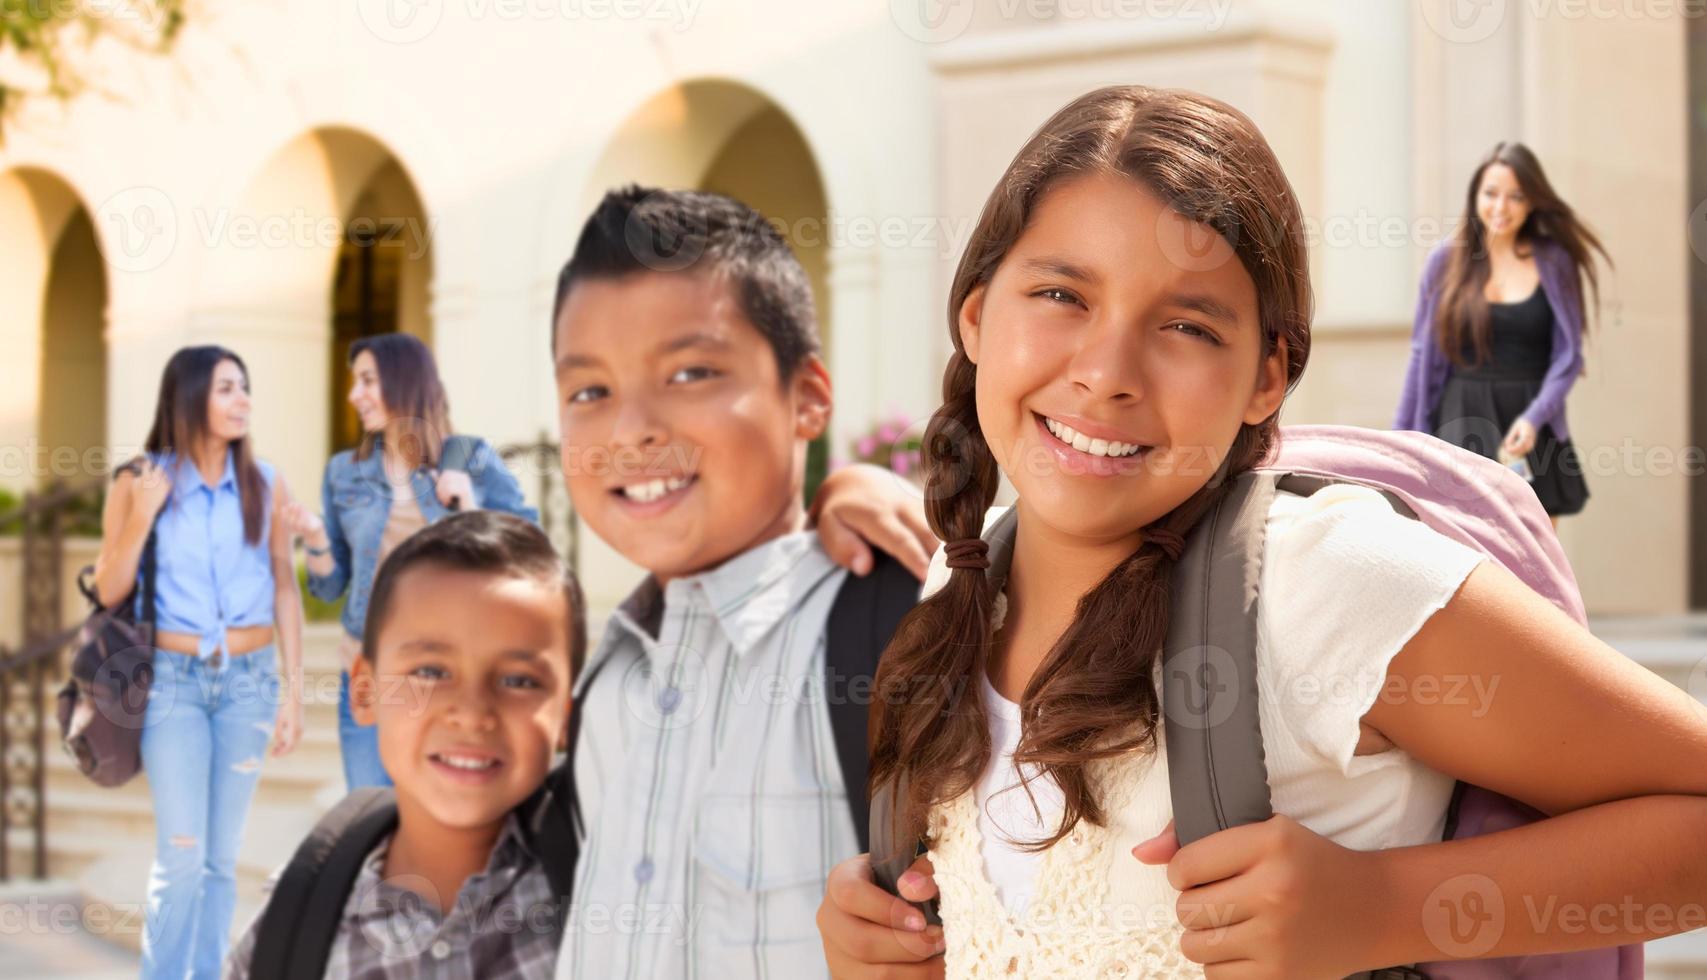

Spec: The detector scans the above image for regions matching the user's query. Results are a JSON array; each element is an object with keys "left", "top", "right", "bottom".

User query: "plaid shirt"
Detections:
[{"left": 224, "top": 812, "right": 560, "bottom": 980}]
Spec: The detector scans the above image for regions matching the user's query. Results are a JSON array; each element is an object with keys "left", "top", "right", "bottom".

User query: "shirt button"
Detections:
[
  {"left": 658, "top": 686, "right": 682, "bottom": 714},
  {"left": 635, "top": 858, "right": 654, "bottom": 885},
  {"left": 430, "top": 940, "right": 451, "bottom": 960}
]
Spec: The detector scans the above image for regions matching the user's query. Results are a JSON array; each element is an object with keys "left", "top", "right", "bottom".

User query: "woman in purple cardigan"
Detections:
[{"left": 1395, "top": 141, "right": 1610, "bottom": 525}]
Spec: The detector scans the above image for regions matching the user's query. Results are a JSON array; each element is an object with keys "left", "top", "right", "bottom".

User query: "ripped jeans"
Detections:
[{"left": 139, "top": 645, "right": 279, "bottom": 979}]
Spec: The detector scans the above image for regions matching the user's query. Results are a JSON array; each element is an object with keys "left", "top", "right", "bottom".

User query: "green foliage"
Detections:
[
  {"left": 0, "top": 0, "right": 187, "bottom": 142},
  {"left": 297, "top": 563, "right": 345, "bottom": 624}
]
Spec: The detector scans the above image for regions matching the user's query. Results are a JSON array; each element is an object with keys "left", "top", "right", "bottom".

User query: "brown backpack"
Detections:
[{"left": 55, "top": 461, "right": 161, "bottom": 788}]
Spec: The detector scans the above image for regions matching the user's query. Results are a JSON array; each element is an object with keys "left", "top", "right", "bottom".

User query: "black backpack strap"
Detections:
[
  {"left": 824, "top": 552, "right": 921, "bottom": 854},
  {"left": 250, "top": 788, "right": 399, "bottom": 980},
  {"left": 524, "top": 653, "right": 615, "bottom": 931},
  {"left": 436, "top": 435, "right": 479, "bottom": 512}
]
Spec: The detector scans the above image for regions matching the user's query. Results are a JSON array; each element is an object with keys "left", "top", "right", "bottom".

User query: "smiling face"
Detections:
[
  {"left": 1476, "top": 162, "right": 1532, "bottom": 241},
  {"left": 958, "top": 172, "right": 1287, "bottom": 547},
  {"left": 351, "top": 564, "right": 573, "bottom": 831},
  {"left": 347, "top": 350, "right": 389, "bottom": 433},
  {"left": 204, "top": 357, "right": 252, "bottom": 443},
  {"left": 553, "top": 271, "right": 831, "bottom": 583}
]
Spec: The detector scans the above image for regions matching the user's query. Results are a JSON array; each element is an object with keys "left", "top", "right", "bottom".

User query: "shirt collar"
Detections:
[
  {"left": 344, "top": 810, "right": 535, "bottom": 925},
  {"left": 166, "top": 447, "right": 236, "bottom": 502},
  {"left": 586, "top": 531, "right": 841, "bottom": 679}
]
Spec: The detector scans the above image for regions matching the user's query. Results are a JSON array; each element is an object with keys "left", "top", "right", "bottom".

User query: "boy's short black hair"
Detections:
[
  {"left": 363, "top": 510, "right": 588, "bottom": 678},
  {"left": 552, "top": 185, "right": 820, "bottom": 379}
]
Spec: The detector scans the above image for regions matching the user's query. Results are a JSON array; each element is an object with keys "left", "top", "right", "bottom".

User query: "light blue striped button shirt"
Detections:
[{"left": 555, "top": 531, "right": 859, "bottom": 980}]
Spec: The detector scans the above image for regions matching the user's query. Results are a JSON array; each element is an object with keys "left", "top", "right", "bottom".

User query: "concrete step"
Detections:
[{"left": 39, "top": 723, "right": 344, "bottom": 809}]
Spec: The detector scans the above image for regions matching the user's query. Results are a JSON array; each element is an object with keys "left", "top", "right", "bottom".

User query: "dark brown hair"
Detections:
[
  {"left": 1434, "top": 141, "right": 1611, "bottom": 368},
  {"left": 350, "top": 333, "right": 454, "bottom": 470},
  {"left": 144, "top": 346, "right": 269, "bottom": 546},
  {"left": 552, "top": 185, "right": 820, "bottom": 381},
  {"left": 868, "top": 85, "right": 1314, "bottom": 853},
  {"left": 363, "top": 509, "right": 588, "bottom": 679}
]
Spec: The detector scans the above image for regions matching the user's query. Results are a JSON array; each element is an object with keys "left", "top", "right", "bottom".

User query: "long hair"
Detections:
[
  {"left": 868, "top": 86, "right": 1314, "bottom": 853},
  {"left": 350, "top": 333, "right": 454, "bottom": 470},
  {"left": 1435, "top": 141, "right": 1611, "bottom": 368},
  {"left": 143, "top": 346, "right": 268, "bottom": 546}
]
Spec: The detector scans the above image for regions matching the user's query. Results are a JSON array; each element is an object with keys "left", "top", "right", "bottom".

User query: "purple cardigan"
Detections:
[{"left": 1393, "top": 237, "right": 1586, "bottom": 442}]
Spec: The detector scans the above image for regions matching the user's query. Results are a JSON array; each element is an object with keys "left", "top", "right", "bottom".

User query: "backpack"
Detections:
[
  {"left": 872, "top": 425, "right": 1641, "bottom": 980},
  {"left": 55, "top": 458, "right": 161, "bottom": 788},
  {"left": 248, "top": 551, "right": 920, "bottom": 980}
]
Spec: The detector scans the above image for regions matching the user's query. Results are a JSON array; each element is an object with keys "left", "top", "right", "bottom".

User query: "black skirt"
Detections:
[{"left": 1431, "top": 286, "right": 1590, "bottom": 518}]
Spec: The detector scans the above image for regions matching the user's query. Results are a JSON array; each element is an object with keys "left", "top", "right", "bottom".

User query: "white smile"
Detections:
[
  {"left": 1042, "top": 416, "right": 1147, "bottom": 458},
  {"left": 431, "top": 752, "right": 500, "bottom": 771},
  {"left": 618, "top": 475, "right": 694, "bottom": 503}
]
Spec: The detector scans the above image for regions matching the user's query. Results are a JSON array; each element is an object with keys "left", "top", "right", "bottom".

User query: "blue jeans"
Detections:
[
  {"left": 337, "top": 670, "right": 392, "bottom": 790},
  {"left": 139, "top": 645, "right": 279, "bottom": 980}
]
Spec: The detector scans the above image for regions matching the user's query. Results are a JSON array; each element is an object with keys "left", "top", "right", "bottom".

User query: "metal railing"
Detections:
[
  {"left": 0, "top": 479, "right": 102, "bottom": 882},
  {"left": 497, "top": 433, "right": 579, "bottom": 570}
]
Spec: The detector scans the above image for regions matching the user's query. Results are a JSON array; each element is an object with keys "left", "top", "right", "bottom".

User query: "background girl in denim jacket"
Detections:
[{"left": 280, "top": 333, "right": 537, "bottom": 789}]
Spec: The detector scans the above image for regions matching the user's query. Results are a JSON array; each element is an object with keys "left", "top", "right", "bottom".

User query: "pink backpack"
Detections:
[{"left": 1160, "top": 425, "right": 1640, "bottom": 978}]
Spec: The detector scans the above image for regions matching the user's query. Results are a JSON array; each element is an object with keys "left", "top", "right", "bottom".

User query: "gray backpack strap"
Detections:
[
  {"left": 1166, "top": 473, "right": 1429, "bottom": 980},
  {"left": 1161, "top": 470, "right": 1279, "bottom": 847},
  {"left": 868, "top": 508, "right": 1018, "bottom": 926}
]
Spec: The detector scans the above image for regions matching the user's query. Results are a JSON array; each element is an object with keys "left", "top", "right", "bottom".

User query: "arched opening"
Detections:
[
  {"left": 328, "top": 158, "right": 433, "bottom": 454},
  {"left": 0, "top": 168, "right": 107, "bottom": 497},
  {"left": 195, "top": 128, "right": 432, "bottom": 494}
]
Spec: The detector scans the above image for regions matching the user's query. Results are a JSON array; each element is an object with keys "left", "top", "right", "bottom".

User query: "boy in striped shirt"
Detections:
[{"left": 548, "top": 186, "right": 928, "bottom": 979}]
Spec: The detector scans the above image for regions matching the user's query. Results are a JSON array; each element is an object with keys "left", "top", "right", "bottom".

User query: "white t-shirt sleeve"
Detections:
[{"left": 1258, "top": 483, "right": 1487, "bottom": 780}]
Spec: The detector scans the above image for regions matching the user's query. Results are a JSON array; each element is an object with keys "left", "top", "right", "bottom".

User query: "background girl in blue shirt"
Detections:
[{"left": 92, "top": 345, "right": 306, "bottom": 980}]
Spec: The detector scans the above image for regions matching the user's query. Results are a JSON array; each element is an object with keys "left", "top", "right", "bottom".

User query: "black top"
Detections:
[{"left": 1453, "top": 285, "right": 1555, "bottom": 381}]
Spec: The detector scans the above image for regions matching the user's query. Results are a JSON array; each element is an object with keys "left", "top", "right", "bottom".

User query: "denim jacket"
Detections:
[{"left": 307, "top": 433, "right": 539, "bottom": 641}]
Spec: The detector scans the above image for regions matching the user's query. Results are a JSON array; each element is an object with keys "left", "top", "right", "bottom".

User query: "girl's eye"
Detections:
[
  {"left": 668, "top": 366, "right": 718, "bottom": 384},
  {"left": 1168, "top": 322, "right": 1222, "bottom": 345},
  {"left": 568, "top": 385, "right": 608, "bottom": 404},
  {"left": 409, "top": 664, "right": 448, "bottom": 681},
  {"left": 501, "top": 674, "right": 544, "bottom": 690},
  {"left": 1033, "top": 287, "right": 1084, "bottom": 307}
]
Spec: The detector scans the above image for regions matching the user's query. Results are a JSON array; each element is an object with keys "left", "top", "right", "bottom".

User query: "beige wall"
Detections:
[{"left": 0, "top": 0, "right": 1693, "bottom": 617}]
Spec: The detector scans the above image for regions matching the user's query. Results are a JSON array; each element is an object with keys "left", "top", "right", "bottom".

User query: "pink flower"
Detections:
[
  {"left": 856, "top": 436, "right": 877, "bottom": 458},
  {"left": 891, "top": 452, "right": 911, "bottom": 476},
  {"left": 878, "top": 425, "right": 899, "bottom": 444}
]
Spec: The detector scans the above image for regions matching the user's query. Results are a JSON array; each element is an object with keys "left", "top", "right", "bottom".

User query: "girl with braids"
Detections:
[
  {"left": 1395, "top": 142, "right": 1610, "bottom": 526},
  {"left": 815, "top": 86, "right": 1707, "bottom": 978}
]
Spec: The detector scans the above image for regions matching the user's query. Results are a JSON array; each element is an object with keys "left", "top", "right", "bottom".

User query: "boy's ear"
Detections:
[
  {"left": 349, "top": 654, "right": 379, "bottom": 727},
  {"left": 1243, "top": 335, "right": 1289, "bottom": 426},
  {"left": 957, "top": 284, "right": 987, "bottom": 365},
  {"left": 791, "top": 355, "right": 833, "bottom": 441}
]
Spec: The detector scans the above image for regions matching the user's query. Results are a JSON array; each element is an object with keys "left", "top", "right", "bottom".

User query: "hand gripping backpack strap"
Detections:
[
  {"left": 437, "top": 434, "right": 478, "bottom": 512},
  {"left": 825, "top": 551, "right": 921, "bottom": 854},
  {"left": 1161, "top": 469, "right": 1278, "bottom": 846},
  {"left": 250, "top": 787, "right": 400, "bottom": 980},
  {"left": 1167, "top": 472, "right": 1431, "bottom": 980}
]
